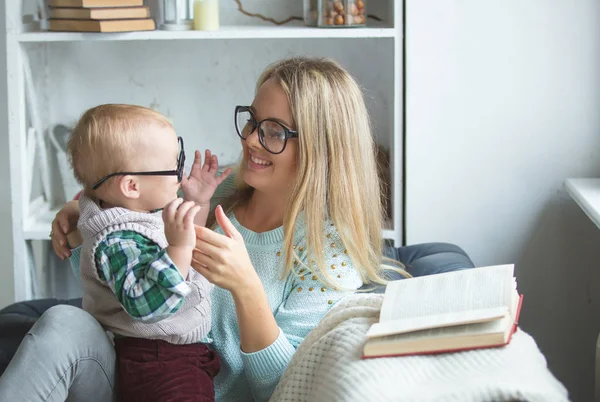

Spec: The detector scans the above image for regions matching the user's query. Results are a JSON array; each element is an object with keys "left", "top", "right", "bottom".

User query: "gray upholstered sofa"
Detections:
[{"left": 0, "top": 242, "right": 474, "bottom": 376}]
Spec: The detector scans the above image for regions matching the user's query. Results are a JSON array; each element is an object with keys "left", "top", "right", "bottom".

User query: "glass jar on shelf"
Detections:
[
  {"left": 162, "top": 0, "right": 195, "bottom": 30},
  {"left": 304, "top": 0, "right": 367, "bottom": 28}
]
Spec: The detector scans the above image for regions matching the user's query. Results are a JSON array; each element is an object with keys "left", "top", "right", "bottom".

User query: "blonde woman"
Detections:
[{"left": 0, "top": 57, "right": 405, "bottom": 402}]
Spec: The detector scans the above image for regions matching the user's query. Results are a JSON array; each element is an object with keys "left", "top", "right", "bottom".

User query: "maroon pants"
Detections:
[{"left": 114, "top": 337, "right": 220, "bottom": 402}]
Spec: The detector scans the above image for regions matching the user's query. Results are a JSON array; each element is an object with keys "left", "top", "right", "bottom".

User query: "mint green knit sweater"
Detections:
[{"left": 71, "top": 176, "right": 363, "bottom": 401}]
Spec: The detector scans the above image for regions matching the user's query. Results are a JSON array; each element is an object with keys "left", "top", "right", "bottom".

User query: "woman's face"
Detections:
[{"left": 240, "top": 78, "right": 298, "bottom": 196}]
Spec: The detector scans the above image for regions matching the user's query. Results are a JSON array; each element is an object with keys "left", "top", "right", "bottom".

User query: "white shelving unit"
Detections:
[
  {"left": 17, "top": 25, "right": 396, "bottom": 41},
  {"left": 2, "top": 1, "right": 403, "bottom": 303}
]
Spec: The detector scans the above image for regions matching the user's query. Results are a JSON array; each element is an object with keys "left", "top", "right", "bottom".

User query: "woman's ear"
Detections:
[{"left": 118, "top": 175, "right": 141, "bottom": 199}]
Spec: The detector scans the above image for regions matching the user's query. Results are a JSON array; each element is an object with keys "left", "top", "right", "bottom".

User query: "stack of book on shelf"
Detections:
[
  {"left": 362, "top": 264, "right": 523, "bottom": 359},
  {"left": 48, "top": 0, "right": 155, "bottom": 33}
]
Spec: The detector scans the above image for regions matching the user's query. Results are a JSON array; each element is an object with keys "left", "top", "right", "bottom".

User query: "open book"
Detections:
[{"left": 363, "top": 264, "right": 522, "bottom": 358}]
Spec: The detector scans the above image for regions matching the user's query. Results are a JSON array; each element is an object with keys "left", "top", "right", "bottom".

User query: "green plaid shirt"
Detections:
[{"left": 94, "top": 230, "right": 191, "bottom": 322}]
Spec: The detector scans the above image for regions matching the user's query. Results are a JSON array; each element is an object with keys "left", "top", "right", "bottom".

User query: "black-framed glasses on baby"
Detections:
[
  {"left": 91, "top": 136, "right": 186, "bottom": 190},
  {"left": 235, "top": 106, "right": 298, "bottom": 155}
]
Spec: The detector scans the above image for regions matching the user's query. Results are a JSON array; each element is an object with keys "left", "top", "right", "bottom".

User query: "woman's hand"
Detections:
[
  {"left": 51, "top": 200, "right": 81, "bottom": 260},
  {"left": 181, "top": 149, "right": 232, "bottom": 207},
  {"left": 192, "top": 205, "right": 261, "bottom": 295},
  {"left": 195, "top": 206, "right": 279, "bottom": 355}
]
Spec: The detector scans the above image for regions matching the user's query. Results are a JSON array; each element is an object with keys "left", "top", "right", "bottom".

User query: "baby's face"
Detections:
[{"left": 135, "top": 124, "right": 182, "bottom": 211}]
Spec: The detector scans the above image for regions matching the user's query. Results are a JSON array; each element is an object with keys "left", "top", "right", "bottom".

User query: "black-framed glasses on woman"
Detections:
[
  {"left": 235, "top": 106, "right": 298, "bottom": 155},
  {"left": 92, "top": 136, "right": 186, "bottom": 190}
]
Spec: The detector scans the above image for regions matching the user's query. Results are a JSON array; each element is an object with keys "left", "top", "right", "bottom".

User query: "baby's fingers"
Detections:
[
  {"left": 202, "top": 149, "right": 212, "bottom": 172},
  {"left": 175, "top": 201, "right": 196, "bottom": 223},
  {"left": 163, "top": 198, "right": 184, "bottom": 222},
  {"left": 184, "top": 205, "right": 201, "bottom": 227},
  {"left": 216, "top": 167, "right": 232, "bottom": 185},
  {"left": 190, "top": 150, "right": 203, "bottom": 173},
  {"left": 209, "top": 154, "right": 220, "bottom": 172}
]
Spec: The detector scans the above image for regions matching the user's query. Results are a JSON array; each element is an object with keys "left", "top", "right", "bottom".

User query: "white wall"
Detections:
[
  {"left": 29, "top": 38, "right": 395, "bottom": 206},
  {"left": 406, "top": 1, "right": 600, "bottom": 400}
]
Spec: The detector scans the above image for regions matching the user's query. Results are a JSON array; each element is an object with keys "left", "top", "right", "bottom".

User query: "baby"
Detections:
[{"left": 67, "top": 104, "right": 226, "bottom": 402}]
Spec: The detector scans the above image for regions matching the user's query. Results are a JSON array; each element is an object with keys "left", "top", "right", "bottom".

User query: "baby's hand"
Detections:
[
  {"left": 181, "top": 149, "right": 232, "bottom": 206},
  {"left": 163, "top": 199, "right": 201, "bottom": 249}
]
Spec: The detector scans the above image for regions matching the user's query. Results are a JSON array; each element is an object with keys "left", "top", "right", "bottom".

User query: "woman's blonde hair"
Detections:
[{"left": 211, "top": 57, "right": 407, "bottom": 287}]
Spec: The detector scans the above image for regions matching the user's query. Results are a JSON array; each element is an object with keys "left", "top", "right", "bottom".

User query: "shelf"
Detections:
[
  {"left": 16, "top": 25, "right": 397, "bottom": 43},
  {"left": 565, "top": 178, "right": 600, "bottom": 230},
  {"left": 24, "top": 207, "right": 59, "bottom": 240}
]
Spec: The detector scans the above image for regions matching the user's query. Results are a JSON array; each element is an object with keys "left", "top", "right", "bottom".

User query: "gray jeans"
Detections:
[{"left": 0, "top": 305, "right": 115, "bottom": 402}]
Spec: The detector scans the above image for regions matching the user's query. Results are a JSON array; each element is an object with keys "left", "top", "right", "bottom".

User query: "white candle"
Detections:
[{"left": 194, "top": 0, "right": 219, "bottom": 31}]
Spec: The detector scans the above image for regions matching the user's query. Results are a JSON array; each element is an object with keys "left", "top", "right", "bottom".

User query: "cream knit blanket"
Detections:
[{"left": 271, "top": 294, "right": 568, "bottom": 402}]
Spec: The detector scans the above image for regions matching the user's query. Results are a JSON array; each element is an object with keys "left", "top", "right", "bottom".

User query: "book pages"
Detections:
[
  {"left": 371, "top": 315, "right": 510, "bottom": 345},
  {"left": 379, "top": 265, "right": 515, "bottom": 323},
  {"left": 366, "top": 306, "right": 508, "bottom": 338}
]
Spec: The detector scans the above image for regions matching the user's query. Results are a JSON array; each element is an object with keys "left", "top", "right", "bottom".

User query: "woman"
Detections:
[{"left": 0, "top": 56, "right": 398, "bottom": 402}]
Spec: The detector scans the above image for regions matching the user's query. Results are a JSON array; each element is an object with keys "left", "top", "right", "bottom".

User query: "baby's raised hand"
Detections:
[
  {"left": 163, "top": 198, "right": 201, "bottom": 249},
  {"left": 181, "top": 149, "right": 232, "bottom": 206}
]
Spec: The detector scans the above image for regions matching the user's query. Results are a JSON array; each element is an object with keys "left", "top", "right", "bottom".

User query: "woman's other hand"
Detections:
[
  {"left": 51, "top": 200, "right": 81, "bottom": 259},
  {"left": 192, "top": 206, "right": 261, "bottom": 296}
]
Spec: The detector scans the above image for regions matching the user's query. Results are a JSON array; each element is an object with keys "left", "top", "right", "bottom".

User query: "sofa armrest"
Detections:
[{"left": 361, "top": 242, "right": 475, "bottom": 293}]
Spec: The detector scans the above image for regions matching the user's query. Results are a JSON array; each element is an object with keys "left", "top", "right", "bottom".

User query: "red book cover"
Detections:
[{"left": 362, "top": 294, "right": 523, "bottom": 360}]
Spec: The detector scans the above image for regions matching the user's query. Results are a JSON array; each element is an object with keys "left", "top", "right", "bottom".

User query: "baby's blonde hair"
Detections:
[
  {"left": 67, "top": 104, "right": 173, "bottom": 189},
  {"left": 213, "top": 57, "right": 407, "bottom": 288}
]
